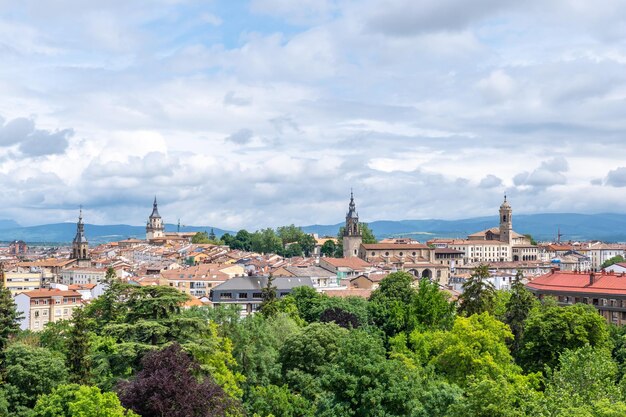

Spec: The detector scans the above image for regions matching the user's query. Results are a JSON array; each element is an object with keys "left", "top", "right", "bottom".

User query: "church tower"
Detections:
[
  {"left": 146, "top": 197, "right": 165, "bottom": 240},
  {"left": 499, "top": 194, "right": 513, "bottom": 245},
  {"left": 342, "top": 191, "right": 362, "bottom": 258},
  {"left": 71, "top": 208, "right": 90, "bottom": 267}
]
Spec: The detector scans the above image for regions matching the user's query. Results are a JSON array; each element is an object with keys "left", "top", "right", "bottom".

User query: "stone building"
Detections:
[
  {"left": 146, "top": 197, "right": 165, "bottom": 240},
  {"left": 342, "top": 191, "right": 362, "bottom": 258},
  {"left": 70, "top": 208, "right": 91, "bottom": 267}
]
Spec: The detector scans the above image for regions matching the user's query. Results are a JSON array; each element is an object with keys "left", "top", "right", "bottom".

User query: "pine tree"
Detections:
[
  {"left": 66, "top": 307, "right": 92, "bottom": 384},
  {"left": 209, "top": 228, "right": 217, "bottom": 241},
  {"left": 504, "top": 270, "right": 537, "bottom": 353},
  {"left": 260, "top": 274, "right": 278, "bottom": 318},
  {"left": 458, "top": 264, "right": 496, "bottom": 316},
  {"left": 0, "top": 269, "right": 22, "bottom": 378}
]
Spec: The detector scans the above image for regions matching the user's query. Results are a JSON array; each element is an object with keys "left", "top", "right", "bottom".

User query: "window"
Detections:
[
  {"left": 399, "top": 252, "right": 403, "bottom": 256},
  {"left": 279, "top": 292, "right": 289, "bottom": 297},
  {"left": 43, "top": 310, "right": 48, "bottom": 316},
  {"left": 34, "top": 311, "right": 40, "bottom": 318},
  {"left": 412, "top": 252, "right": 416, "bottom": 256},
  {"left": 63, "top": 308, "right": 68, "bottom": 315},
  {"left": 252, "top": 292, "right": 263, "bottom": 298},
  {"left": 221, "top": 293, "right": 232, "bottom": 300},
  {"left": 55, "top": 309, "right": 61, "bottom": 316},
  {"left": 371, "top": 252, "right": 375, "bottom": 256},
  {"left": 385, "top": 252, "right": 389, "bottom": 256},
  {"left": 238, "top": 293, "right": 247, "bottom": 299}
]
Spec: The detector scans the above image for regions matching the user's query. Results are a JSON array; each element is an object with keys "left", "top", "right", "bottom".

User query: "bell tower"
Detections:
[
  {"left": 71, "top": 207, "right": 90, "bottom": 267},
  {"left": 499, "top": 194, "right": 513, "bottom": 244},
  {"left": 146, "top": 196, "right": 165, "bottom": 240},
  {"left": 342, "top": 191, "right": 362, "bottom": 258}
]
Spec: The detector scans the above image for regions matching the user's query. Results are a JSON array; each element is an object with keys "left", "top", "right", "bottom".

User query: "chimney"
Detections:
[{"left": 589, "top": 272, "right": 596, "bottom": 286}]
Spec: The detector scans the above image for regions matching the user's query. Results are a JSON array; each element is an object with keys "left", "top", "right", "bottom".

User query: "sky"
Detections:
[{"left": 1, "top": 0, "right": 626, "bottom": 229}]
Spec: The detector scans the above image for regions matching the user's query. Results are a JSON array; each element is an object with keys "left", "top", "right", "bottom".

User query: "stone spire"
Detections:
[{"left": 71, "top": 207, "right": 89, "bottom": 263}]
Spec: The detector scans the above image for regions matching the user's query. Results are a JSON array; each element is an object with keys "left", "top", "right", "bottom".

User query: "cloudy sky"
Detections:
[{"left": 1, "top": 0, "right": 626, "bottom": 229}]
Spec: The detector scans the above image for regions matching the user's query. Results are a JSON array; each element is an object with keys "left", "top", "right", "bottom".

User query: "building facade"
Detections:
[
  {"left": 15, "top": 289, "right": 83, "bottom": 331},
  {"left": 342, "top": 192, "right": 362, "bottom": 258},
  {"left": 146, "top": 197, "right": 165, "bottom": 240}
]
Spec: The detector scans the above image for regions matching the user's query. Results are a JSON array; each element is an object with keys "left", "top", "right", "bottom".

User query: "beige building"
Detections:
[
  {"left": 160, "top": 263, "right": 245, "bottom": 298},
  {"left": 15, "top": 289, "right": 83, "bottom": 331},
  {"left": 60, "top": 267, "right": 107, "bottom": 285},
  {"left": 2, "top": 271, "right": 44, "bottom": 295}
]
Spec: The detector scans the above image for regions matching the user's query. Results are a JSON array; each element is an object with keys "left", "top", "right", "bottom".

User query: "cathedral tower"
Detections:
[
  {"left": 146, "top": 197, "right": 165, "bottom": 240},
  {"left": 499, "top": 194, "right": 513, "bottom": 245},
  {"left": 71, "top": 208, "right": 90, "bottom": 267},
  {"left": 342, "top": 191, "right": 362, "bottom": 258}
]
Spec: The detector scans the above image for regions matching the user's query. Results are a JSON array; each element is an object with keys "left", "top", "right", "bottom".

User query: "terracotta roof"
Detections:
[
  {"left": 321, "top": 257, "right": 372, "bottom": 269},
  {"left": 361, "top": 243, "right": 429, "bottom": 250},
  {"left": 527, "top": 271, "right": 626, "bottom": 295},
  {"left": 22, "top": 289, "right": 82, "bottom": 298},
  {"left": 69, "top": 284, "right": 97, "bottom": 290}
]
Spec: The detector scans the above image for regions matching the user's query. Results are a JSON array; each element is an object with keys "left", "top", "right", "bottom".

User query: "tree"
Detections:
[
  {"left": 277, "top": 225, "right": 303, "bottom": 247},
  {"left": 2, "top": 343, "right": 68, "bottom": 415},
  {"left": 191, "top": 231, "right": 211, "bottom": 244},
  {"left": 0, "top": 277, "right": 21, "bottom": 375},
  {"left": 117, "top": 343, "right": 238, "bottom": 417},
  {"left": 33, "top": 384, "right": 137, "bottom": 417},
  {"left": 299, "top": 234, "right": 316, "bottom": 257},
  {"left": 412, "top": 278, "right": 456, "bottom": 331},
  {"left": 125, "top": 286, "right": 189, "bottom": 322},
  {"left": 251, "top": 228, "right": 283, "bottom": 254},
  {"left": 209, "top": 228, "right": 217, "bottom": 241},
  {"left": 228, "top": 230, "right": 253, "bottom": 251},
  {"left": 319, "top": 307, "right": 360, "bottom": 329},
  {"left": 260, "top": 275, "right": 279, "bottom": 318},
  {"left": 602, "top": 255, "right": 625, "bottom": 269},
  {"left": 368, "top": 271, "right": 418, "bottom": 338},
  {"left": 283, "top": 243, "right": 303, "bottom": 258},
  {"left": 246, "top": 384, "right": 313, "bottom": 417},
  {"left": 320, "top": 240, "right": 337, "bottom": 258},
  {"left": 523, "top": 234, "right": 538, "bottom": 246},
  {"left": 544, "top": 346, "right": 623, "bottom": 414},
  {"left": 66, "top": 307, "right": 92, "bottom": 385},
  {"left": 503, "top": 271, "right": 537, "bottom": 354},
  {"left": 517, "top": 303, "right": 610, "bottom": 373},
  {"left": 104, "top": 267, "right": 117, "bottom": 284},
  {"left": 458, "top": 264, "right": 496, "bottom": 316}
]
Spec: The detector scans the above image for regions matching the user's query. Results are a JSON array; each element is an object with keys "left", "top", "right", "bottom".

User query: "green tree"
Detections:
[
  {"left": 0, "top": 277, "right": 21, "bottom": 375},
  {"left": 544, "top": 346, "right": 623, "bottom": 414},
  {"left": 602, "top": 255, "right": 625, "bottom": 269},
  {"left": 2, "top": 343, "right": 68, "bottom": 416},
  {"left": 246, "top": 384, "right": 313, "bottom": 417},
  {"left": 368, "top": 271, "right": 417, "bottom": 338},
  {"left": 412, "top": 278, "right": 456, "bottom": 331},
  {"left": 260, "top": 275, "right": 279, "bottom": 318},
  {"left": 33, "top": 384, "right": 137, "bottom": 417},
  {"left": 125, "top": 286, "right": 189, "bottom": 322},
  {"left": 283, "top": 243, "right": 304, "bottom": 258},
  {"left": 104, "top": 267, "right": 117, "bottom": 284},
  {"left": 458, "top": 264, "right": 496, "bottom": 316},
  {"left": 251, "top": 228, "right": 283, "bottom": 254},
  {"left": 320, "top": 240, "right": 337, "bottom": 258},
  {"left": 191, "top": 231, "right": 211, "bottom": 244},
  {"left": 277, "top": 225, "right": 303, "bottom": 247},
  {"left": 524, "top": 234, "right": 538, "bottom": 246},
  {"left": 66, "top": 308, "right": 92, "bottom": 385},
  {"left": 517, "top": 303, "right": 610, "bottom": 373},
  {"left": 209, "top": 228, "right": 217, "bottom": 241},
  {"left": 299, "top": 234, "right": 316, "bottom": 257},
  {"left": 503, "top": 271, "right": 537, "bottom": 354}
]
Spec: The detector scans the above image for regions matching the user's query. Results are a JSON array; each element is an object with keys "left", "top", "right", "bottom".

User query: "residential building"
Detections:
[
  {"left": 526, "top": 270, "right": 626, "bottom": 325},
  {"left": 14, "top": 289, "right": 83, "bottom": 331},
  {"left": 2, "top": 270, "right": 43, "bottom": 295},
  {"left": 9, "top": 240, "right": 28, "bottom": 256},
  {"left": 59, "top": 267, "right": 107, "bottom": 285},
  {"left": 273, "top": 265, "right": 339, "bottom": 288},
  {"left": 605, "top": 263, "right": 626, "bottom": 274},
  {"left": 210, "top": 276, "right": 314, "bottom": 316},
  {"left": 160, "top": 263, "right": 245, "bottom": 298},
  {"left": 319, "top": 257, "right": 374, "bottom": 279}
]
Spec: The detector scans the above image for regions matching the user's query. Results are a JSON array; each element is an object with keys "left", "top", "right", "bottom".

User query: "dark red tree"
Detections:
[
  {"left": 116, "top": 343, "right": 238, "bottom": 417},
  {"left": 319, "top": 307, "right": 361, "bottom": 329}
]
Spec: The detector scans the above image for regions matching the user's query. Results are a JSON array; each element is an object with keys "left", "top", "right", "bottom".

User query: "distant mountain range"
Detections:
[{"left": 1, "top": 213, "right": 625, "bottom": 244}]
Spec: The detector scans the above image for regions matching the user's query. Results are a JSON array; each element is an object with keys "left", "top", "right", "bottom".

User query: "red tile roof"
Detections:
[
  {"left": 23, "top": 289, "right": 82, "bottom": 298},
  {"left": 527, "top": 271, "right": 626, "bottom": 295},
  {"left": 321, "top": 257, "right": 372, "bottom": 269}
]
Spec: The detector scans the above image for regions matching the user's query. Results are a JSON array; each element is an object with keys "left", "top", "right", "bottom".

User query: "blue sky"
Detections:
[{"left": 0, "top": 0, "right": 626, "bottom": 229}]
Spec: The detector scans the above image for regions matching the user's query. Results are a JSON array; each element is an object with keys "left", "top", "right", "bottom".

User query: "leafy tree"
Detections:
[
  {"left": 412, "top": 278, "right": 456, "bottom": 331},
  {"left": 260, "top": 275, "right": 279, "bottom": 318},
  {"left": 524, "top": 234, "right": 538, "bottom": 246},
  {"left": 251, "top": 228, "right": 283, "bottom": 254},
  {"left": 503, "top": 271, "right": 537, "bottom": 354},
  {"left": 458, "top": 264, "right": 496, "bottom": 316},
  {"left": 0, "top": 278, "right": 21, "bottom": 375},
  {"left": 277, "top": 225, "right": 303, "bottom": 247},
  {"left": 104, "top": 267, "right": 117, "bottom": 284},
  {"left": 191, "top": 231, "right": 211, "bottom": 244},
  {"left": 285, "top": 286, "right": 323, "bottom": 323},
  {"left": 66, "top": 307, "right": 92, "bottom": 385},
  {"left": 517, "top": 303, "right": 610, "bottom": 373},
  {"left": 368, "top": 271, "right": 417, "bottom": 338},
  {"left": 299, "top": 234, "right": 316, "bottom": 257},
  {"left": 283, "top": 243, "right": 304, "bottom": 258},
  {"left": 2, "top": 343, "right": 68, "bottom": 416},
  {"left": 125, "top": 286, "right": 189, "bottom": 322},
  {"left": 84, "top": 279, "right": 129, "bottom": 330},
  {"left": 544, "top": 346, "right": 623, "bottom": 414},
  {"left": 33, "top": 384, "right": 137, "bottom": 417},
  {"left": 320, "top": 240, "right": 337, "bottom": 257},
  {"left": 319, "top": 307, "right": 360, "bottom": 329},
  {"left": 317, "top": 329, "right": 425, "bottom": 417},
  {"left": 417, "top": 313, "right": 521, "bottom": 387},
  {"left": 117, "top": 343, "right": 239, "bottom": 417},
  {"left": 246, "top": 384, "right": 313, "bottom": 417},
  {"left": 228, "top": 230, "right": 253, "bottom": 251},
  {"left": 610, "top": 324, "right": 626, "bottom": 381},
  {"left": 602, "top": 255, "right": 625, "bottom": 269}
]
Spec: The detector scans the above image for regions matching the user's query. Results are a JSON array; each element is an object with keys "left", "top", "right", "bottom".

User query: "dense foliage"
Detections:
[{"left": 2, "top": 267, "right": 626, "bottom": 416}]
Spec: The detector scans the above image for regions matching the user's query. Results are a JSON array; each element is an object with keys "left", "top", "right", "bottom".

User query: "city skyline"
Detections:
[{"left": 1, "top": 1, "right": 626, "bottom": 229}]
